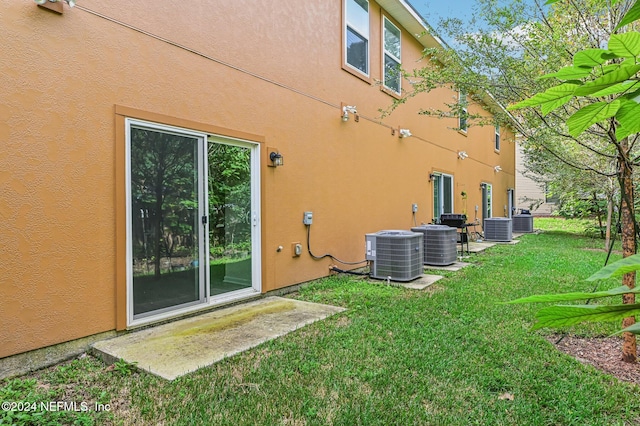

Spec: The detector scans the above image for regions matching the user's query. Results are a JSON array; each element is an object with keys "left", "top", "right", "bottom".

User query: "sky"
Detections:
[
  {"left": 407, "top": 0, "right": 545, "bottom": 47},
  {"left": 408, "top": 0, "right": 477, "bottom": 27}
]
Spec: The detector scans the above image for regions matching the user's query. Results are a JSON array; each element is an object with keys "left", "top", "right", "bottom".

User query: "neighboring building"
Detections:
[
  {"left": 515, "top": 139, "right": 556, "bottom": 215},
  {"left": 1, "top": 0, "right": 515, "bottom": 370}
]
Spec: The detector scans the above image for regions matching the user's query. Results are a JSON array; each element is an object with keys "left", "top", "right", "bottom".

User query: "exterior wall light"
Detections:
[
  {"left": 494, "top": 165, "right": 502, "bottom": 172},
  {"left": 35, "top": 0, "right": 75, "bottom": 13},
  {"left": 341, "top": 105, "right": 358, "bottom": 122},
  {"left": 428, "top": 173, "right": 436, "bottom": 182},
  {"left": 458, "top": 151, "right": 468, "bottom": 160},
  {"left": 398, "top": 128, "right": 412, "bottom": 138},
  {"left": 269, "top": 151, "right": 283, "bottom": 167}
]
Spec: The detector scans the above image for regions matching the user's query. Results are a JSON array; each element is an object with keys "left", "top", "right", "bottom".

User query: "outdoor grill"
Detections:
[
  {"left": 440, "top": 213, "right": 467, "bottom": 228},
  {"left": 439, "top": 213, "right": 469, "bottom": 254}
]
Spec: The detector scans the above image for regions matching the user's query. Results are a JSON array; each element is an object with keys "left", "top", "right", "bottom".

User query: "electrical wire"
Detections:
[
  {"left": 306, "top": 225, "right": 368, "bottom": 265},
  {"left": 75, "top": 4, "right": 514, "bottom": 178},
  {"left": 329, "top": 266, "right": 370, "bottom": 276}
]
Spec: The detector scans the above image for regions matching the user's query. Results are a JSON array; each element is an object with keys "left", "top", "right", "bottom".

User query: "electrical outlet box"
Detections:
[
  {"left": 292, "top": 242, "right": 302, "bottom": 257},
  {"left": 412, "top": 203, "right": 418, "bottom": 213},
  {"left": 303, "top": 211, "right": 313, "bottom": 225}
]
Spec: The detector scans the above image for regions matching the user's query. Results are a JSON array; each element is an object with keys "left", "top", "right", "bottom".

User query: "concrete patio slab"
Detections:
[
  {"left": 92, "top": 296, "right": 345, "bottom": 380},
  {"left": 399, "top": 274, "right": 444, "bottom": 290},
  {"left": 424, "top": 262, "right": 472, "bottom": 272},
  {"left": 468, "top": 241, "right": 497, "bottom": 253}
]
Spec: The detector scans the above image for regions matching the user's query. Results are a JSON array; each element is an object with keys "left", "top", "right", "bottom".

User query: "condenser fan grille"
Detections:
[
  {"left": 365, "top": 230, "right": 423, "bottom": 281},
  {"left": 484, "top": 218, "right": 513, "bottom": 242},
  {"left": 412, "top": 225, "right": 457, "bottom": 266},
  {"left": 512, "top": 214, "right": 534, "bottom": 233}
]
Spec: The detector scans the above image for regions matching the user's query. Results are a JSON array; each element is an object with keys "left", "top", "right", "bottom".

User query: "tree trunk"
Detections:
[
  {"left": 605, "top": 196, "right": 612, "bottom": 250},
  {"left": 619, "top": 140, "right": 636, "bottom": 363}
]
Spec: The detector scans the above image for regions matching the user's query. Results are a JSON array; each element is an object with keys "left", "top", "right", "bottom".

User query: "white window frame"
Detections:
[
  {"left": 344, "top": 0, "right": 370, "bottom": 76},
  {"left": 495, "top": 124, "right": 500, "bottom": 151},
  {"left": 383, "top": 16, "right": 401, "bottom": 94},
  {"left": 459, "top": 90, "right": 468, "bottom": 132}
]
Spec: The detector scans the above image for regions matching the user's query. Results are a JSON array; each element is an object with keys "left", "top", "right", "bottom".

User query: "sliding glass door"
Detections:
[
  {"left": 433, "top": 173, "right": 453, "bottom": 222},
  {"left": 482, "top": 182, "right": 493, "bottom": 227},
  {"left": 126, "top": 120, "right": 260, "bottom": 324},
  {"left": 128, "top": 124, "right": 205, "bottom": 318},
  {"left": 207, "top": 140, "right": 254, "bottom": 296}
]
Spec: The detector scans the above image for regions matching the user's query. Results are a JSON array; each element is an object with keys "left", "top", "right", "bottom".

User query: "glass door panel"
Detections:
[
  {"left": 207, "top": 142, "right": 253, "bottom": 296},
  {"left": 443, "top": 175, "right": 453, "bottom": 214},
  {"left": 129, "top": 125, "right": 203, "bottom": 316},
  {"left": 482, "top": 183, "right": 493, "bottom": 228},
  {"left": 433, "top": 175, "right": 440, "bottom": 221}
]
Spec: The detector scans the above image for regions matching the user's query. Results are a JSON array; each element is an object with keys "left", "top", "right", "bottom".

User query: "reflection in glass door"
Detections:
[
  {"left": 128, "top": 123, "right": 205, "bottom": 318},
  {"left": 207, "top": 141, "right": 253, "bottom": 297},
  {"left": 126, "top": 119, "right": 261, "bottom": 324}
]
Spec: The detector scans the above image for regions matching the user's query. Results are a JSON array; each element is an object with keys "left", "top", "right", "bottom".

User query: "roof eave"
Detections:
[{"left": 376, "top": 0, "right": 443, "bottom": 49}]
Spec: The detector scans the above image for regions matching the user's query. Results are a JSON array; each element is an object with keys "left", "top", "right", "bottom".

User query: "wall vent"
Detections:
[
  {"left": 365, "top": 230, "right": 423, "bottom": 281},
  {"left": 484, "top": 218, "right": 513, "bottom": 242},
  {"left": 411, "top": 225, "right": 457, "bottom": 266}
]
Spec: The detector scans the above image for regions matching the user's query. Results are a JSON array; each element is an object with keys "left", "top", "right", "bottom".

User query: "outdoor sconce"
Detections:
[
  {"left": 428, "top": 173, "right": 436, "bottom": 182},
  {"left": 341, "top": 105, "right": 358, "bottom": 122},
  {"left": 269, "top": 151, "right": 283, "bottom": 167},
  {"left": 398, "top": 128, "right": 412, "bottom": 139},
  {"left": 494, "top": 165, "right": 502, "bottom": 172},
  {"left": 35, "top": 0, "right": 75, "bottom": 13},
  {"left": 458, "top": 151, "right": 468, "bottom": 160}
]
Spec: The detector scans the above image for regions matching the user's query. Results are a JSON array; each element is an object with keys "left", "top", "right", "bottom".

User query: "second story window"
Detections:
[
  {"left": 345, "top": 0, "right": 369, "bottom": 75},
  {"left": 495, "top": 124, "right": 501, "bottom": 151},
  {"left": 459, "top": 90, "right": 468, "bottom": 132},
  {"left": 383, "top": 17, "right": 401, "bottom": 93}
]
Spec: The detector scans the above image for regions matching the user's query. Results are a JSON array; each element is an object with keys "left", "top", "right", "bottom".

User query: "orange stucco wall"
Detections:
[{"left": 1, "top": 0, "right": 515, "bottom": 358}]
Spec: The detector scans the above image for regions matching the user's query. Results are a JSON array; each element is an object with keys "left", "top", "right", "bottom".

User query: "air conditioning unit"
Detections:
[
  {"left": 512, "top": 214, "right": 534, "bottom": 233},
  {"left": 484, "top": 217, "right": 513, "bottom": 242},
  {"left": 365, "top": 230, "right": 423, "bottom": 281},
  {"left": 411, "top": 225, "right": 457, "bottom": 266}
]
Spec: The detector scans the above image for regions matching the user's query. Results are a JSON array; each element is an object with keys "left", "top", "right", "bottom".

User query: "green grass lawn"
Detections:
[{"left": 2, "top": 218, "right": 639, "bottom": 425}]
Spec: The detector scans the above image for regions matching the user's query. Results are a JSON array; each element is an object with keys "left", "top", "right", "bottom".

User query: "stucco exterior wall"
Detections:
[{"left": 1, "top": 0, "right": 515, "bottom": 358}]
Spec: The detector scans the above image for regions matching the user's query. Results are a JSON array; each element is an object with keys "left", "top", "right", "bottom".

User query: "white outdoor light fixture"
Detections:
[
  {"left": 341, "top": 105, "right": 357, "bottom": 122},
  {"left": 35, "top": 0, "right": 76, "bottom": 6},
  {"left": 458, "top": 151, "right": 468, "bottom": 160},
  {"left": 494, "top": 165, "right": 502, "bottom": 172},
  {"left": 35, "top": 0, "right": 75, "bottom": 13},
  {"left": 398, "top": 128, "right": 412, "bottom": 138}
]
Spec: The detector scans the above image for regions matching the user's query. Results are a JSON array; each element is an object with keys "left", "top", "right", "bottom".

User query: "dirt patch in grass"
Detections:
[
  {"left": 549, "top": 334, "right": 640, "bottom": 386},
  {"left": 423, "top": 283, "right": 445, "bottom": 296}
]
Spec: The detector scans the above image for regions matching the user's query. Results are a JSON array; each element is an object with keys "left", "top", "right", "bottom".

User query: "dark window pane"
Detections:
[
  {"left": 384, "top": 54, "right": 400, "bottom": 92},
  {"left": 347, "top": 27, "right": 368, "bottom": 74}
]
